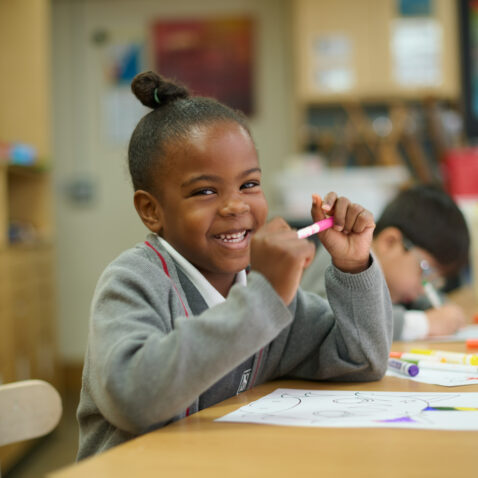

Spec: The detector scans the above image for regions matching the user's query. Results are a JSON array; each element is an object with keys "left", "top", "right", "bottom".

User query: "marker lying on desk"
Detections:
[
  {"left": 467, "top": 339, "right": 478, "bottom": 350},
  {"left": 414, "top": 361, "right": 478, "bottom": 374},
  {"left": 388, "top": 358, "right": 419, "bottom": 377},
  {"left": 297, "top": 217, "right": 334, "bottom": 239},
  {"left": 390, "top": 351, "right": 442, "bottom": 363},
  {"left": 410, "top": 348, "right": 478, "bottom": 366}
]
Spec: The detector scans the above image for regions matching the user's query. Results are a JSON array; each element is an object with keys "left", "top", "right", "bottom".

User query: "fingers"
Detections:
[
  {"left": 310, "top": 194, "right": 325, "bottom": 222},
  {"left": 426, "top": 303, "right": 467, "bottom": 336},
  {"left": 344, "top": 207, "right": 375, "bottom": 234},
  {"left": 330, "top": 196, "right": 349, "bottom": 232},
  {"left": 254, "top": 216, "right": 314, "bottom": 258},
  {"left": 311, "top": 192, "right": 375, "bottom": 234},
  {"left": 251, "top": 217, "right": 317, "bottom": 305},
  {"left": 447, "top": 303, "right": 467, "bottom": 328},
  {"left": 258, "top": 216, "right": 291, "bottom": 236},
  {"left": 321, "top": 192, "right": 337, "bottom": 213}
]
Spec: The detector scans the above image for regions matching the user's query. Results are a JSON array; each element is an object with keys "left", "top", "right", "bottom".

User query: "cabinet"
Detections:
[
  {"left": 291, "top": 0, "right": 461, "bottom": 180},
  {"left": 0, "top": 0, "right": 60, "bottom": 472},
  {"left": 292, "top": 0, "right": 459, "bottom": 104}
]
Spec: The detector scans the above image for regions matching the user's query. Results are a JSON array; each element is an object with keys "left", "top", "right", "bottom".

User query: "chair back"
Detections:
[{"left": 0, "top": 379, "right": 62, "bottom": 447}]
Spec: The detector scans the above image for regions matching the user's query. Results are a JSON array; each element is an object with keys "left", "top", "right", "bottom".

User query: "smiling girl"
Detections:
[{"left": 77, "top": 71, "right": 393, "bottom": 460}]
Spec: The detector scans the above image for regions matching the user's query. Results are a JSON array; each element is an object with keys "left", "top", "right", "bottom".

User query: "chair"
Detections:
[{"left": 0, "top": 379, "right": 62, "bottom": 448}]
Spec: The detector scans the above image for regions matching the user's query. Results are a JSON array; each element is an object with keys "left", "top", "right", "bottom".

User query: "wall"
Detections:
[{"left": 52, "top": 0, "right": 293, "bottom": 362}]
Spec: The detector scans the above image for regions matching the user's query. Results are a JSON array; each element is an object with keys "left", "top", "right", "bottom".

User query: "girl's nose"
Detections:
[{"left": 219, "top": 196, "right": 250, "bottom": 216}]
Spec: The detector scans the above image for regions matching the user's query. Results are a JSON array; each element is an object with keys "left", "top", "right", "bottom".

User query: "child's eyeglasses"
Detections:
[{"left": 402, "top": 237, "right": 446, "bottom": 290}]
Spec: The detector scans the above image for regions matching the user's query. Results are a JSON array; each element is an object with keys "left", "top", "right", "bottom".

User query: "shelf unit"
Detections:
[
  {"left": 292, "top": 0, "right": 458, "bottom": 105},
  {"left": 291, "top": 0, "right": 461, "bottom": 172},
  {"left": 0, "top": 0, "right": 61, "bottom": 472}
]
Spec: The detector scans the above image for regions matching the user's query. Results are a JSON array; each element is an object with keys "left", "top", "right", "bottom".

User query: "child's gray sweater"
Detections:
[
  {"left": 301, "top": 245, "right": 433, "bottom": 340},
  {"left": 77, "top": 234, "right": 392, "bottom": 460}
]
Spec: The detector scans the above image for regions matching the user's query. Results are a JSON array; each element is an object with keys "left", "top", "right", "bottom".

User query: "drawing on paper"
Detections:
[{"left": 216, "top": 388, "right": 478, "bottom": 430}]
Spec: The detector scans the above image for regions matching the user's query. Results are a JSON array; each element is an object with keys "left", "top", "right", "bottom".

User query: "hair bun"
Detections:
[{"left": 131, "top": 71, "right": 189, "bottom": 109}]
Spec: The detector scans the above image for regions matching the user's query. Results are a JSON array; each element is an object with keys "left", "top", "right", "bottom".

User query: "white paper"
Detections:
[
  {"left": 386, "top": 368, "right": 478, "bottom": 387},
  {"left": 217, "top": 388, "right": 478, "bottom": 430},
  {"left": 312, "top": 34, "right": 355, "bottom": 92},
  {"left": 391, "top": 19, "right": 442, "bottom": 87},
  {"left": 103, "top": 87, "right": 148, "bottom": 145}
]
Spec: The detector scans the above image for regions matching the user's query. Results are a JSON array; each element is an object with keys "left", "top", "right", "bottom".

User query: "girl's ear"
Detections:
[{"left": 133, "top": 190, "right": 164, "bottom": 234}]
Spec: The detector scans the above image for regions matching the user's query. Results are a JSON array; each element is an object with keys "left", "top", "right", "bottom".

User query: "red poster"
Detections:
[{"left": 152, "top": 17, "right": 254, "bottom": 115}]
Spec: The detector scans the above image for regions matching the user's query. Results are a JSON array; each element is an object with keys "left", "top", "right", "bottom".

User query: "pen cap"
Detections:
[{"left": 408, "top": 364, "right": 419, "bottom": 377}]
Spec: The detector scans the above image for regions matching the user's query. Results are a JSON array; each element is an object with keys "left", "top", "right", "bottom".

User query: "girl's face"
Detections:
[{"left": 154, "top": 121, "right": 268, "bottom": 294}]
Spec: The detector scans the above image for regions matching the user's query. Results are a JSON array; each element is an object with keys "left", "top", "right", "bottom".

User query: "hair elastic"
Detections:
[{"left": 153, "top": 88, "right": 160, "bottom": 105}]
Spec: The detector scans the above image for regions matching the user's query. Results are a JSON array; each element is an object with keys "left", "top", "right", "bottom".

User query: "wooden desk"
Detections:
[{"left": 51, "top": 342, "right": 478, "bottom": 478}]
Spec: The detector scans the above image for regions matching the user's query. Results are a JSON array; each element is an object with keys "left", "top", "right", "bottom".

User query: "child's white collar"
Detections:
[{"left": 157, "top": 235, "right": 247, "bottom": 307}]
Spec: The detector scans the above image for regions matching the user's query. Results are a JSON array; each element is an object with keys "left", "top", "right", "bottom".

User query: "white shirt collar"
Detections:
[{"left": 157, "top": 235, "right": 247, "bottom": 307}]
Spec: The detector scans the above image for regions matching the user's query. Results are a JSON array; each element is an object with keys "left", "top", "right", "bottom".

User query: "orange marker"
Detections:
[{"left": 466, "top": 338, "right": 478, "bottom": 349}]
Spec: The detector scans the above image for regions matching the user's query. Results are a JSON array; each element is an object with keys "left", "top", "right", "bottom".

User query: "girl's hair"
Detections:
[
  {"left": 128, "top": 71, "right": 251, "bottom": 192},
  {"left": 374, "top": 184, "right": 470, "bottom": 274}
]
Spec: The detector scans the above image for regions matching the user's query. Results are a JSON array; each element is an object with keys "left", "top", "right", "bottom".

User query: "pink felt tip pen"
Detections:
[{"left": 297, "top": 217, "right": 334, "bottom": 239}]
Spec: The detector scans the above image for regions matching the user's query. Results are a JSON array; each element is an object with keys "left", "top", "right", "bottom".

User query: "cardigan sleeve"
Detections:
[
  {"left": 83, "top": 249, "right": 292, "bottom": 435},
  {"left": 262, "top": 255, "right": 393, "bottom": 383}
]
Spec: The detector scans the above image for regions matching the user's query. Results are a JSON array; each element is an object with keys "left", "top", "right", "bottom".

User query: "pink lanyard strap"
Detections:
[
  {"left": 145, "top": 241, "right": 191, "bottom": 416},
  {"left": 145, "top": 241, "right": 189, "bottom": 318},
  {"left": 144, "top": 241, "right": 262, "bottom": 409}
]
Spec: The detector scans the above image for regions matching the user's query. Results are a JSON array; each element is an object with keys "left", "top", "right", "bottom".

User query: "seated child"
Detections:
[
  {"left": 77, "top": 71, "right": 392, "bottom": 459},
  {"left": 301, "top": 184, "right": 470, "bottom": 341}
]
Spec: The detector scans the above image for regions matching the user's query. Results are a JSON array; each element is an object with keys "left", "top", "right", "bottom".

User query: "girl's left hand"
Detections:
[{"left": 310, "top": 192, "right": 375, "bottom": 274}]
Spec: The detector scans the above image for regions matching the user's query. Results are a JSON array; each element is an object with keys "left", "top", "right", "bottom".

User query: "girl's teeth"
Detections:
[{"left": 218, "top": 231, "right": 246, "bottom": 242}]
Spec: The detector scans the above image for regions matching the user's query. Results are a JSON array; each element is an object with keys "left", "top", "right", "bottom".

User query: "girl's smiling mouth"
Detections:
[{"left": 214, "top": 229, "right": 250, "bottom": 245}]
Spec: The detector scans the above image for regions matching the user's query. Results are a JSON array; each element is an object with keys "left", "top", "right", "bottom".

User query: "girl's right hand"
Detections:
[{"left": 250, "top": 217, "right": 316, "bottom": 305}]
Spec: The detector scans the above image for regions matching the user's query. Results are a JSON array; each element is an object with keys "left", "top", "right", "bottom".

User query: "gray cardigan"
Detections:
[
  {"left": 77, "top": 234, "right": 392, "bottom": 460},
  {"left": 301, "top": 245, "right": 433, "bottom": 340}
]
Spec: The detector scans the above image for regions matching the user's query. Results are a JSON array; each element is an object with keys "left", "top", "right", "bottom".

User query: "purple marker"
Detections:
[{"left": 388, "top": 358, "right": 419, "bottom": 377}]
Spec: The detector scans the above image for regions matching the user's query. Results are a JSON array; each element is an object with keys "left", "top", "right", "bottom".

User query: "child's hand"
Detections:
[
  {"left": 311, "top": 192, "right": 375, "bottom": 273},
  {"left": 426, "top": 303, "right": 467, "bottom": 336},
  {"left": 250, "top": 217, "right": 316, "bottom": 305}
]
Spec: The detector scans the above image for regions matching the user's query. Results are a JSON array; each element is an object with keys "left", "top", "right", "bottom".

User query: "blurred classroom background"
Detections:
[{"left": 1, "top": 0, "right": 478, "bottom": 475}]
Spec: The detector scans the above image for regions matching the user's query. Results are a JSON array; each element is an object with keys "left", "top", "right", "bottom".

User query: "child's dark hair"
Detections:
[
  {"left": 128, "top": 71, "right": 251, "bottom": 192},
  {"left": 374, "top": 184, "right": 470, "bottom": 274}
]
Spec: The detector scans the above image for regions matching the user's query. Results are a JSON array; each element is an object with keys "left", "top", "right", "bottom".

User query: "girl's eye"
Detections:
[
  {"left": 241, "top": 181, "right": 260, "bottom": 190},
  {"left": 192, "top": 188, "right": 215, "bottom": 196}
]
